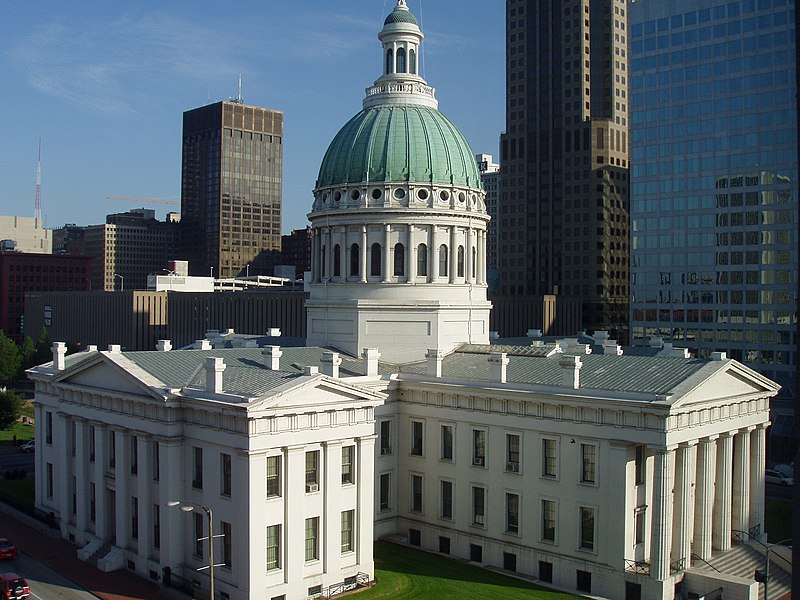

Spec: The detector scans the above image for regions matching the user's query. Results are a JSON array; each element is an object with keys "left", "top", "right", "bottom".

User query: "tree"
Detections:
[
  {"left": 0, "top": 331, "right": 21, "bottom": 384},
  {"left": 19, "top": 336, "right": 36, "bottom": 370},
  {"left": 0, "top": 390, "right": 23, "bottom": 430},
  {"left": 33, "top": 327, "right": 50, "bottom": 366}
]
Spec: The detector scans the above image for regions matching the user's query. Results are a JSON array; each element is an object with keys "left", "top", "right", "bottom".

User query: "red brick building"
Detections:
[
  {"left": 0, "top": 251, "right": 91, "bottom": 340},
  {"left": 280, "top": 226, "right": 312, "bottom": 276}
]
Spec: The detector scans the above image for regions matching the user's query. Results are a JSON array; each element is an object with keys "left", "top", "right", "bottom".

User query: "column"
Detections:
[
  {"left": 671, "top": 441, "right": 696, "bottom": 570},
  {"left": 749, "top": 424, "right": 768, "bottom": 540},
  {"left": 732, "top": 427, "right": 753, "bottom": 535},
  {"left": 466, "top": 228, "right": 474, "bottom": 283},
  {"left": 284, "top": 445, "right": 305, "bottom": 586},
  {"left": 650, "top": 446, "right": 675, "bottom": 581},
  {"left": 159, "top": 440, "right": 183, "bottom": 571},
  {"left": 408, "top": 226, "right": 416, "bottom": 281},
  {"left": 449, "top": 227, "right": 457, "bottom": 283},
  {"left": 338, "top": 228, "right": 346, "bottom": 279},
  {"left": 357, "top": 435, "right": 377, "bottom": 579},
  {"left": 431, "top": 226, "right": 439, "bottom": 280},
  {"left": 479, "top": 230, "right": 487, "bottom": 284},
  {"left": 360, "top": 226, "right": 368, "bottom": 283},
  {"left": 323, "top": 228, "right": 332, "bottom": 281},
  {"left": 323, "top": 441, "right": 343, "bottom": 575},
  {"left": 56, "top": 412, "right": 71, "bottom": 537},
  {"left": 137, "top": 435, "right": 152, "bottom": 563},
  {"left": 712, "top": 432, "right": 733, "bottom": 551},
  {"left": 94, "top": 424, "right": 110, "bottom": 540},
  {"left": 310, "top": 228, "right": 319, "bottom": 283},
  {"left": 114, "top": 429, "right": 129, "bottom": 548},
  {"left": 74, "top": 418, "right": 89, "bottom": 544},
  {"left": 383, "top": 225, "right": 391, "bottom": 283},
  {"left": 693, "top": 436, "right": 717, "bottom": 560}
]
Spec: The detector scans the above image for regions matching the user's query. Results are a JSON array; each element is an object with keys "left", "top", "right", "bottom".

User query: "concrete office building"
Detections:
[
  {"left": 477, "top": 154, "right": 501, "bottom": 276},
  {"left": 498, "top": 0, "right": 631, "bottom": 336},
  {"left": 628, "top": 0, "right": 798, "bottom": 398},
  {"left": 180, "top": 101, "right": 283, "bottom": 279},
  {"left": 0, "top": 215, "right": 51, "bottom": 254}
]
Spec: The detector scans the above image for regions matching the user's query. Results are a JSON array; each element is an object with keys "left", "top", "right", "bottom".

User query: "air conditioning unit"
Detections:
[
  {"left": 381, "top": 446, "right": 392, "bottom": 455},
  {"left": 473, "top": 457, "right": 485, "bottom": 466},
  {"left": 507, "top": 462, "right": 520, "bottom": 472},
  {"left": 306, "top": 483, "right": 319, "bottom": 493}
]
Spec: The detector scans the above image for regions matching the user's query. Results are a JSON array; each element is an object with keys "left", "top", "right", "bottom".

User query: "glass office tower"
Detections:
[{"left": 629, "top": 0, "right": 797, "bottom": 394}]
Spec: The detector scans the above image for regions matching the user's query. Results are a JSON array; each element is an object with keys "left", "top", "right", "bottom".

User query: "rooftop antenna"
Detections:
[
  {"left": 34, "top": 139, "right": 42, "bottom": 222},
  {"left": 236, "top": 73, "right": 243, "bottom": 104},
  {"left": 418, "top": 0, "right": 426, "bottom": 79}
]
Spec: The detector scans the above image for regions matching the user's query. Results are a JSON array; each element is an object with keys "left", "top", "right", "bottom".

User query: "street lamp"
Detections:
[
  {"left": 755, "top": 537, "right": 792, "bottom": 600},
  {"left": 114, "top": 273, "right": 124, "bottom": 292},
  {"left": 166, "top": 500, "right": 218, "bottom": 600}
]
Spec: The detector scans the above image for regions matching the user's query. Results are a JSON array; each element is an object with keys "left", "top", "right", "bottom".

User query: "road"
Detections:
[
  {"left": 0, "top": 552, "right": 97, "bottom": 600},
  {"left": 765, "top": 482, "right": 793, "bottom": 500},
  {"left": 0, "top": 451, "right": 35, "bottom": 474}
]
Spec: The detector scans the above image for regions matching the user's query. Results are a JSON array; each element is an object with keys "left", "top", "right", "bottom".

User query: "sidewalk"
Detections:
[{"left": 0, "top": 502, "right": 177, "bottom": 600}]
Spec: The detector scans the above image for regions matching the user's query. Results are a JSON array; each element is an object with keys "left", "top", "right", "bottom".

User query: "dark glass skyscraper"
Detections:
[
  {"left": 499, "top": 0, "right": 630, "bottom": 336},
  {"left": 181, "top": 101, "right": 283, "bottom": 278},
  {"left": 629, "top": 0, "right": 797, "bottom": 395}
]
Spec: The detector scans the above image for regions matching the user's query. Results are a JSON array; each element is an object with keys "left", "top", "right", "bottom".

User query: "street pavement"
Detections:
[{"left": 9, "top": 552, "right": 98, "bottom": 600}]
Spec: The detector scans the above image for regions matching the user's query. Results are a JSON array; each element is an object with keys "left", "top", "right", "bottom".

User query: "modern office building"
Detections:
[
  {"left": 498, "top": 0, "right": 630, "bottom": 336},
  {"left": 476, "top": 154, "right": 500, "bottom": 276},
  {"left": 628, "top": 0, "right": 798, "bottom": 398},
  {"left": 0, "top": 215, "right": 51, "bottom": 254},
  {"left": 180, "top": 101, "right": 284, "bottom": 279},
  {"left": 280, "top": 226, "right": 313, "bottom": 277}
]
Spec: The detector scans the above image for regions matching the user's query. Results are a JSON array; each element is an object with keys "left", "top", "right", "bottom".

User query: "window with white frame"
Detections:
[
  {"left": 341, "top": 446, "right": 355, "bottom": 485},
  {"left": 411, "top": 474, "right": 423, "bottom": 512},
  {"left": 411, "top": 420, "right": 424, "bottom": 456},
  {"left": 266, "top": 455, "right": 281, "bottom": 498},
  {"left": 341, "top": 510, "right": 354, "bottom": 553},
  {"left": 192, "top": 447, "right": 203, "bottom": 489},
  {"left": 441, "top": 425, "right": 454, "bottom": 461},
  {"left": 380, "top": 420, "right": 392, "bottom": 455},
  {"left": 581, "top": 443, "right": 596, "bottom": 484},
  {"left": 472, "top": 486, "right": 485, "bottom": 526},
  {"left": 305, "top": 517, "right": 319, "bottom": 562},
  {"left": 221, "top": 453, "right": 232, "bottom": 497},
  {"left": 542, "top": 438, "right": 557, "bottom": 477},
  {"left": 379, "top": 473, "right": 391, "bottom": 511},
  {"left": 266, "top": 524, "right": 281, "bottom": 570},
  {"left": 506, "top": 492, "right": 520, "bottom": 534},
  {"left": 441, "top": 480, "right": 453, "bottom": 519},
  {"left": 222, "top": 521, "right": 232, "bottom": 567},
  {"left": 472, "top": 429, "right": 486, "bottom": 466},
  {"left": 506, "top": 433, "right": 520, "bottom": 472},
  {"left": 305, "top": 450, "right": 319, "bottom": 492},
  {"left": 580, "top": 507, "right": 595, "bottom": 551},
  {"left": 634, "top": 445, "right": 645, "bottom": 485},
  {"left": 541, "top": 499, "right": 556, "bottom": 542},
  {"left": 635, "top": 507, "right": 646, "bottom": 544}
]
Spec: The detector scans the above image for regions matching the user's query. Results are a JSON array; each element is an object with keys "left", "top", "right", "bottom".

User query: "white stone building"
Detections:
[{"left": 28, "top": 3, "right": 782, "bottom": 600}]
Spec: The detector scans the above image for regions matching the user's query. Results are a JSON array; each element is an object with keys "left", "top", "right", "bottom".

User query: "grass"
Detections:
[
  {"left": 0, "top": 478, "right": 34, "bottom": 506},
  {"left": 355, "top": 542, "right": 580, "bottom": 599},
  {"left": 0, "top": 422, "right": 34, "bottom": 443},
  {"left": 765, "top": 498, "right": 792, "bottom": 543}
]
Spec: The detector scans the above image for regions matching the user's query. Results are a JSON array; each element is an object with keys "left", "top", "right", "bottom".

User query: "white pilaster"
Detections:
[
  {"left": 137, "top": 435, "right": 152, "bottom": 562},
  {"left": 650, "top": 446, "right": 675, "bottom": 581},
  {"left": 408, "top": 225, "right": 416, "bottom": 280},
  {"left": 284, "top": 445, "right": 305, "bottom": 585},
  {"left": 357, "top": 435, "right": 377, "bottom": 580},
  {"left": 383, "top": 225, "right": 391, "bottom": 283},
  {"left": 712, "top": 432, "right": 733, "bottom": 551},
  {"left": 94, "top": 424, "right": 110, "bottom": 540},
  {"left": 360, "top": 227, "right": 368, "bottom": 283},
  {"left": 671, "top": 441, "right": 696, "bottom": 570},
  {"left": 74, "top": 418, "right": 89, "bottom": 544},
  {"left": 449, "top": 226, "right": 457, "bottom": 283},
  {"left": 732, "top": 427, "right": 754, "bottom": 535},
  {"left": 56, "top": 412, "right": 71, "bottom": 537},
  {"left": 749, "top": 424, "right": 768, "bottom": 540},
  {"left": 159, "top": 440, "right": 183, "bottom": 571},
  {"left": 431, "top": 226, "right": 439, "bottom": 280},
  {"left": 693, "top": 436, "right": 717, "bottom": 561},
  {"left": 114, "top": 429, "right": 129, "bottom": 548},
  {"left": 324, "top": 440, "right": 343, "bottom": 576}
]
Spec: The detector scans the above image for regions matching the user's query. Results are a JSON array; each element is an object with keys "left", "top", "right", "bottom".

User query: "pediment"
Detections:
[
  {"left": 249, "top": 376, "right": 385, "bottom": 413},
  {"left": 54, "top": 356, "right": 163, "bottom": 399},
  {"left": 670, "top": 363, "right": 778, "bottom": 408}
]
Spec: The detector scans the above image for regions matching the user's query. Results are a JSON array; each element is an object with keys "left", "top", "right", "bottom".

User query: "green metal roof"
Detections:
[
  {"left": 384, "top": 8, "right": 417, "bottom": 26},
  {"left": 316, "top": 105, "right": 482, "bottom": 189}
]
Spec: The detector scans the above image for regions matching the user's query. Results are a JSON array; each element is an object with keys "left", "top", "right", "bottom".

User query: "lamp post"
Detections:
[
  {"left": 166, "top": 500, "right": 215, "bottom": 600},
  {"left": 114, "top": 273, "right": 124, "bottom": 292},
  {"left": 756, "top": 537, "right": 792, "bottom": 600}
]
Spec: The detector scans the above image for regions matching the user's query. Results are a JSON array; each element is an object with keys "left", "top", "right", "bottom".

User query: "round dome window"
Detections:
[
  {"left": 351, "top": 189, "right": 361, "bottom": 201},
  {"left": 371, "top": 188, "right": 382, "bottom": 200},
  {"left": 334, "top": 191, "right": 341, "bottom": 203},
  {"left": 417, "top": 189, "right": 429, "bottom": 201},
  {"left": 439, "top": 190, "right": 450, "bottom": 202},
  {"left": 394, "top": 188, "right": 406, "bottom": 199},
  {"left": 322, "top": 193, "right": 329, "bottom": 205},
  {"left": 458, "top": 192, "right": 466, "bottom": 203}
]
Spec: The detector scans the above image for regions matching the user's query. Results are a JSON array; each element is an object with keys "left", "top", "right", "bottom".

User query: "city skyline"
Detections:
[{"left": 0, "top": 1, "right": 504, "bottom": 234}]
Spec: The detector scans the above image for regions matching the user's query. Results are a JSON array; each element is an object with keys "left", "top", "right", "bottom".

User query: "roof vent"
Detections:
[
  {"left": 267, "top": 328, "right": 282, "bottom": 337},
  {"left": 156, "top": 340, "right": 172, "bottom": 352},
  {"left": 52, "top": 342, "right": 66, "bottom": 371},
  {"left": 362, "top": 348, "right": 381, "bottom": 377},
  {"left": 224, "top": 328, "right": 235, "bottom": 335},
  {"left": 321, "top": 351, "right": 342, "bottom": 378},
  {"left": 194, "top": 340, "right": 212, "bottom": 350},
  {"left": 204, "top": 357, "right": 226, "bottom": 393},
  {"left": 108, "top": 345, "right": 121, "bottom": 353},
  {"left": 426, "top": 348, "right": 444, "bottom": 378},
  {"left": 602, "top": 340, "right": 623, "bottom": 356},
  {"left": 559, "top": 355, "right": 583, "bottom": 389},
  {"left": 205, "top": 329, "right": 221, "bottom": 339},
  {"left": 303, "top": 366, "right": 319, "bottom": 376},
  {"left": 488, "top": 352, "right": 509, "bottom": 384},
  {"left": 85, "top": 345, "right": 98, "bottom": 352},
  {"left": 711, "top": 351, "right": 727, "bottom": 361},
  {"left": 593, "top": 330, "right": 610, "bottom": 344},
  {"left": 263, "top": 346, "right": 283, "bottom": 370}
]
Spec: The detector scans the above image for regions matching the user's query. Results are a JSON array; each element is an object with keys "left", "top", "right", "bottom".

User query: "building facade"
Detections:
[
  {"left": 628, "top": 0, "right": 798, "bottom": 399},
  {"left": 476, "top": 154, "right": 501, "bottom": 278},
  {"left": 180, "top": 101, "right": 284, "bottom": 279},
  {"left": 280, "top": 226, "right": 312, "bottom": 277},
  {"left": 0, "top": 215, "right": 51, "bottom": 254}
]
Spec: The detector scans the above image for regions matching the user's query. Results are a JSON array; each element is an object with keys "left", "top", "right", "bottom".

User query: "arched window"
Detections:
[
  {"left": 386, "top": 49, "right": 394, "bottom": 75},
  {"left": 396, "top": 47, "right": 406, "bottom": 73},
  {"left": 350, "top": 243, "right": 360, "bottom": 277},
  {"left": 457, "top": 245, "right": 465, "bottom": 277},
  {"left": 333, "top": 244, "right": 341, "bottom": 277},
  {"left": 439, "top": 245, "right": 448, "bottom": 277},
  {"left": 370, "top": 243, "right": 382, "bottom": 277},
  {"left": 472, "top": 247, "right": 477, "bottom": 279},
  {"left": 409, "top": 49, "right": 417, "bottom": 74},
  {"left": 417, "top": 243, "right": 428, "bottom": 276},
  {"left": 394, "top": 243, "right": 405, "bottom": 276}
]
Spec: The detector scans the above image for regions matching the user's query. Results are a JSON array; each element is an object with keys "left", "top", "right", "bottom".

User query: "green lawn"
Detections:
[
  {"left": 0, "top": 422, "right": 34, "bottom": 443},
  {"left": 0, "top": 477, "right": 34, "bottom": 506},
  {"left": 356, "top": 542, "right": 580, "bottom": 599},
  {"left": 765, "top": 498, "right": 792, "bottom": 543}
]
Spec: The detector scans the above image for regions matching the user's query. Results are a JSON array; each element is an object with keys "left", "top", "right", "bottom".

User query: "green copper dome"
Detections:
[
  {"left": 384, "top": 8, "right": 417, "bottom": 26},
  {"left": 316, "top": 105, "right": 482, "bottom": 189}
]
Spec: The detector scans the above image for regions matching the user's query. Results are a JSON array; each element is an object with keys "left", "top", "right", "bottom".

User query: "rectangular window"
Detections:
[
  {"left": 542, "top": 499, "right": 556, "bottom": 542},
  {"left": 109, "top": 431, "right": 116, "bottom": 468},
  {"left": 46, "top": 412, "right": 53, "bottom": 444},
  {"left": 441, "top": 425, "right": 453, "bottom": 461},
  {"left": 194, "top": 513, "right": 204, "bottom": 557},
  {"left": 506, "top": 434, "right": 520, "bottom": 472},
  {"left": 472, "top": 486, "right": 485, "bottom": 526},
  {"left": 221, "top": 453, "right": 232, "bottom": 496},
  {"left": 379, "top": 473, "right": 391, "bottom": 510},
  {"left": 411, "top": 474, "right": 423, "bottom": 512},
  {"left": 130, "top": 436, "right": 138, "bottom": 475},
  {"left": 472, "top": 430, "right": 486, "bottom": 466},
  {"left": 577, "top": 570, "right": 592, "bottom": 593},
  {"left": 305, "top": 451, "right": 319, "bottom": 492},
  {"left": 506, "top": 493, "right": 519, "bottom": 534},
  {"left": 581, "top": 444, "right": 596, "bottom": 483},
  {"left": 380, "top": 420, "right": 392, "bottom": 455},
  {"left": 71, "top": 476, "right": 77, "bottom": 514},
  {"left": 266, "top": 456, "right": 281, "bottom": 497},
  {"left": 153, "top": 504, "right": 160, "bottom": 549},
  {"left": 341, "top": 510, "right": 354, "bottom": 553},
  {"left": 634, "top": 445, "right": 645, "bottom": 485},
  {"left": 635, "top": 508, "right": 646, "bottom": 544},
  {"left": 153, "top": 441, "right": 160, "bottom": 481},
  {"left": 580, "top": 507, "right": 595, "bottom": 550},
  {"left": 46, "top": 463, "right": 53, "bottom": 498},
  {"left": 222, "top": 521, "right": 232, "bottom": 568},
  {"left": 341, "top": 446, "right": 354, "bottom": 485},
  {"left": 90, "top": 482, "right": 96, "bottom": 523},
  {"left": 542, "top": 439, "right": 557, "bottom": 477},
  {"left": 89, "top": 426, "right": 96, "bottom": 462},
  {"left": 131, "top": 496, "right": 139, "bottom": 539},
  {"left": 193, "top": 447, "right": 203, "bottom": 489},
  {"left": 266, "top": 524, "right": 281, "bottom": 570},
  {"left": 71, "top": 421, "right": 76, "bottom": 456},
  {"left": 440, "top": 480, "right": 453, "bottom": 519},
  {"left": 305, "top": 517, "right": 319, "bottom": 561},
  {"left": 411, "top": 420, "right": 423, "bottom": 456}
]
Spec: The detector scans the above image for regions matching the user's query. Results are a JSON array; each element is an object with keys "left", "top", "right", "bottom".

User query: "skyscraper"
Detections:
[
  {"left": 499, "top": 0, "right": 630, "bottom": 336},
  {"left": 180, "top": 101, "right": 283, "bottom": 278},
  {"left": 629, "top": 0, "right": 797, "bottom": 397}
]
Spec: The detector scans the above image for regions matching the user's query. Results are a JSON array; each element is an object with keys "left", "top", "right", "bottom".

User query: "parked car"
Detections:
[
  {"left": 772, "top": 463, "right": 793, "bottom": 477},
  {"left": 18, "top": 441, "right": 33, "bottom": 454},
  {"left": 0, "top": 573, "right": 28, "bottom": 599},
  {"left": 765, "top": 468, "right": 794, "bottom": 486},
  {"left": 0, "top": 540, "right": 16, "bottom": 560}
]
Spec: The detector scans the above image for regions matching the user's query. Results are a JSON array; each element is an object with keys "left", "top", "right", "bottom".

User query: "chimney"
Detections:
[
  {"left": 224, "top": 328, "right": 235, "bottom": 335},
  {"left": 559, "top": 355, "right": 583, "bottom": 389},
  {"left": 266, "top": 327, "right": 282, "bottom": 337},
  {"left": 263, "top": 345, "right": 282, "bottom": 370},
  {"left": 488, "top": 352, "right": 509, "bottom": 383},
  {"left": 85, "top": 345, "right": 98, "bottom": 352},
  {"left": 527, "top": 329, "right": 543, "bottom": 338},
  {"left": 362, "top": 348, "right": 380, "bottom": 376},
  {"left": 602, "top": 340, "right": 623, "bottom": 356},
  {"left": 593, "top": 330, "right": 610, "bottom": 344},
  {"left": 194, "top": 340, "right": 212, "bottom": 350},
  {"left": 107, "top": 345, "right": 121, "bottom": 353},
  {"left": 204, "top": 357, "right": 226, "bottom": 393},
  {"left": 321, "top": 351, "right": 342, "bottom": 378},
  {"left": 52, "top": 342, "right": 66, "bottom": 371},
  {"left": 156, "top": 340, "right": 172, "bottom": 352},
  {"left": 426, "top": 349, "right": 444, "bottom": 378},
  {"left": 303, "top": 365, "right": 319, "bottom": 376}
]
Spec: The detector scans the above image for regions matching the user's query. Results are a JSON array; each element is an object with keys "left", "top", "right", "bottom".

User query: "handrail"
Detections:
[
  {"left": 690, "top": 553, "right": 722, "bottom": 573},
  {"left": 731, "top": 529, "right": 793, "bottom": 569}
]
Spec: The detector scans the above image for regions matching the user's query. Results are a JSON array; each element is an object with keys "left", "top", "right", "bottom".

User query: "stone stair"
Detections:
[
  {"left": 86, "top": 542, "right": 112, "bottom": 567},
  {"left": 696, "top": 543, "right": 791, "bottom": 600}
]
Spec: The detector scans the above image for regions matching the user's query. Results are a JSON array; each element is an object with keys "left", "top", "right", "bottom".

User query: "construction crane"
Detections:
[{"left": 106, "top": 195, "right": 179, "bottom": 206}]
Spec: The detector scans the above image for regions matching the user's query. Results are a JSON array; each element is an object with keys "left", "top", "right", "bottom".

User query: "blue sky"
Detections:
[{"left": 1, "top": 1, "right": 505, "bottom": 233}]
